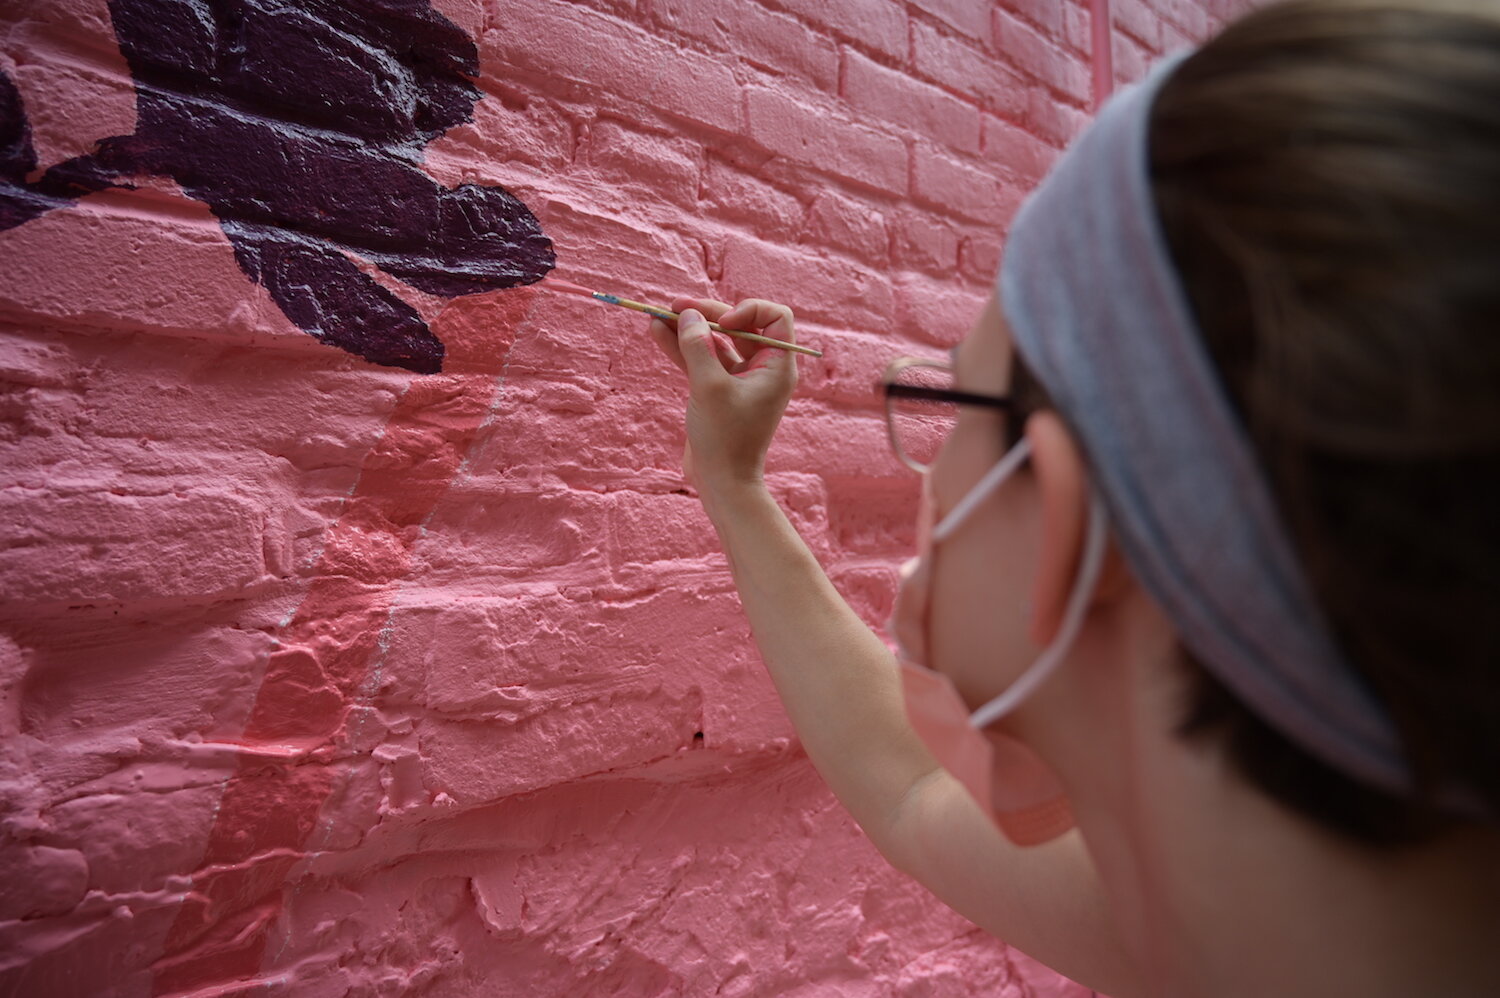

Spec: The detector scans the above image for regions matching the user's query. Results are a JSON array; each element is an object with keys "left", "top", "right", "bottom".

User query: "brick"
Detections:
[
  {"left": 8, "top": 58, "right": 135, "bottom": 172},
  {"left": 0, "top": 197, "right": 309, "bottom": 347},
  {"left": 1156, "top": 0, "right": 1213, "bottom": 42},
  {"left": 560, "top": 0, "right": 643, "bottom": 19},
  {"left": 1024, "top": 83, "right": 1090, "bottom": 148},
  {"left": 993, "top": 8, "right": 1092, "bottom": 102},
  {"left": 653, "top": 0, "right": 839, "bottom": 92},
  {"left": 1062, "top": 2, "right": 1095, "bottom": 56},
  {"left": 419, "top": 687, "right": 705, "bottom": 802},
  {"left": 442, "top": 0, "right": 488, "bottom": 34},
  {"left": 793, "top": 347, "right": 888, "bottom": 441},
  {"left": 745, "top": 85, "right": 907, "bottom": 196},
  {"left": 1208, "top": 0, "right": 1257, "bottom": 23},
  {"left": 893, "top": 271, "right": 989, "bottom": 348},
  {"left": 825, "top": 478, "right": 920, "bottom": 556},
  {"left": 1115, "top": 0, "right": 1165, "bottom": 51},
  {"left": 481, "top": 0, "right": 741, "bottom": 131},
  {"left": 1001, "top": 0, "right": 1061, "bottom": 36},
  {"left": 700, "top": 155, "right": 804, "bottom": 240},
  {"left": 45, "top": 786, "right": 222, "bottom": 896},
  {"left": 791, "top": 325, "right": 892, "bottom": 409},
  {"left": 480, "top": 1, "right": 650, "bottom": 98},
  {"left": 0, "top": 329, "right": 78, "bottom": 391},
  {"left": 1162, "top": 20, "right": 1197, "bottom": 54},
  {"left": 2, "top": 335, "right": 399, "bottom": 490},
  {"left": 911, "top": 19, "right": 1028, "bottom": 121},
  {"left": 911, "top": 143, "right": 1022, "bottom": 225},
  {"left": 408, "top": 485, "right": 609, "bottom": 583},
  {"left": 890, "top": 206, "right": 960, "bottom": 273},
  {"left": 1113, "top": 31, "right": 1152, "bottom": 88},
  {"left": 908, "top": 0, "right": 992, "bottom": 41},
  {"left": 957, "top": 224, "right": 1005, "bottom": 282},
  {"left": 799, "top": 189, "right": 889, "bottom": 268},
  {"left": 773, "top": 409, "right": 894, "bottom": 479},
  {"left": 426, "top": 90, "right": 574, "bottom": 176},
  {"left": 526, "top": 192, "right": 707, "bottom": 295},
  {"left": 382, "top": 593, "right": 738, "bottom": 709},
  {"left": 0, "top": 845, "right": 87, "bottom": 920},
  {"left": 579, "top": 119, "right": 703, "bottom": 210},
  {"left": 841, "top": 48, "right": 981, "bottom": 154},
  {"left": 466, "top": 381, "right": 692, "bottom": 487},
  {"left": 606, "top": 489, "right": 720, "bottom": 568},
  {"left": 4, "top": 0, "right": 119, "bottom": 49},
  {"left": 647, "top": 45, "right": 745, "bottom": 133},
  {"left": 981, "top": 113, "right": 1057, "bottom": 184},
  {"left": 765, "top": 0, "right": 908, "bottom": 60},
  {"left": 399, "top": 586, "right": 764, "bottom": 797},
  {"left": 721, "top": 237, "right": 895, "bottom": 333},
  {"left": 0, "top": 489, "right": 264, "bottom": 603}
]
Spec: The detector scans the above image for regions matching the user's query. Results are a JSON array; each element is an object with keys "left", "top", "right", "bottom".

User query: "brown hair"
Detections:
[{"left": 1147, "top": 0, "right": 1500, "bottom": 845}]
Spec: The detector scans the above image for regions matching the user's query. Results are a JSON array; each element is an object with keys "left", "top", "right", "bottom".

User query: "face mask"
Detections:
[{"left": 889, "top": 437, "right": 1108, "bottom": 845}]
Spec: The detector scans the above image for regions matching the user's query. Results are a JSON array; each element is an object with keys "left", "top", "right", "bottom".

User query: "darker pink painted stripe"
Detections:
[{"left": 150, "top": 288, "right": 537, "bottom": 996}]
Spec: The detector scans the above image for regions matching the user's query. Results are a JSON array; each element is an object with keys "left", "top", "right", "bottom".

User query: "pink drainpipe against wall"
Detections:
[{"left": 1092, "top": 0, "right": 1117, "bottom": 108}]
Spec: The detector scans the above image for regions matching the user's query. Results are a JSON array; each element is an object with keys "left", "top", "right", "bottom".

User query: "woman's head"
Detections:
[
  {"left": 1146, "top": 0, "right": 1500, "bottom": 843},
  {"left": 910, "top": 0, "right": 1500, "bottom": 854},
  {"left": 979, "top": 0, "right": 1500, "bottom": 847}
]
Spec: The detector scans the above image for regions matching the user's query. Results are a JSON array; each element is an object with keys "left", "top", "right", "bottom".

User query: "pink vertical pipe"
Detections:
[{"left": 1090, "top": 0, "right": 1115, "bottom": 108}]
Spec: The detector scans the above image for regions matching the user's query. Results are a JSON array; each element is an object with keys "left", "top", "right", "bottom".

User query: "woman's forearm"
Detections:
[
  {"left": 700, "top": 479, "right": 940, "bottom": 851},
  {"left": 651, "top": 302, "right": 1133, "bottom": 993},
  {"left": 699, "top": 480, "right": 1139, "bottom": 994}
]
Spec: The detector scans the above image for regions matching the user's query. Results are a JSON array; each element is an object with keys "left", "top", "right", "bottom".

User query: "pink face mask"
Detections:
[{"left": 889, "top": 437, "right": 1108, "bottom": 846}]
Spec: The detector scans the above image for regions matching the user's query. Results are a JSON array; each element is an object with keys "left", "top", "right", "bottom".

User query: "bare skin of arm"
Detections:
[{"left": 649, "top": 297, "right": 1141, "bottom": 996}]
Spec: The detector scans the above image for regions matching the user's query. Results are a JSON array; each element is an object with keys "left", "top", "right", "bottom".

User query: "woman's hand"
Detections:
[{"left": 648, "top": 297, "right": 798, "bottom": 496}]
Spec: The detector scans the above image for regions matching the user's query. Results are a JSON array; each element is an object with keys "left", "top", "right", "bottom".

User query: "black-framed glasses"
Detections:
[{"left": 881, "top": 356, "right": 1015, "bottom": 473}]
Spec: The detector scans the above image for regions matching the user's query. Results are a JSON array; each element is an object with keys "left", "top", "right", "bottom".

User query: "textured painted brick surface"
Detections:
[
  {"left": 0, "top": 0, "right": 1250, "bottom": 995},
  {"left": 912, "top": 18, "right": 1030, "bottom": 120},
  {"left": 842, "top": 48, "right": 983, "bottom": 154},
  {"left": 745, "top": 85, "right": 909, "bottom": 195}
]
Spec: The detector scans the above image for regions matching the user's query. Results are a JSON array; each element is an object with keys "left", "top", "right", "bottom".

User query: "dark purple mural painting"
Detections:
[{"left": 0, "top": 0, "right": 555, "bottom": 373}]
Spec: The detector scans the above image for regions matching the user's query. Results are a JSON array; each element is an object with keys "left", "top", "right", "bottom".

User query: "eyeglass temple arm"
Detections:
[{"left": 883, "top": 382, "right": 1015, "bottom": 410}]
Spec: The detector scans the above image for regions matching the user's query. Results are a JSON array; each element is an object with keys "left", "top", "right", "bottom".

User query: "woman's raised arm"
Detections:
[{"left": 648, "top": 298, "right": 1139, "bottom": 996}]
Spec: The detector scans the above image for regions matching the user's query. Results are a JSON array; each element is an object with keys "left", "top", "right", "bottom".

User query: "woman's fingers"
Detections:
[
  {"left": 714, "top": 332, "right": 747, "bottom": 368},
  {"left": 676, "top": 308, "right": 734, "bottom": 386},
  {"left": 653, "top": 298, "right": 735, "bottom": 373},
  {"left": 720, "top": 299, "right": 795, "bottom": 343},
  {"left": 652, "top": 295, "right": 798, "bottom": 376},
  {"left": 672, "top": 297, "right": 733, "bottom": 322},
  {"left": 717, "top": 299, "right": 797, "bottom": 384},
  {"left": 649, "top": 316, "right": 688, "bottom": 374}
]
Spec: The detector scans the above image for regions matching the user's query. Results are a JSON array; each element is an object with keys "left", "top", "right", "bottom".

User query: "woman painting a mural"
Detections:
[{"left": 650, "top": 1, "right": 1500, "bottom": 995}]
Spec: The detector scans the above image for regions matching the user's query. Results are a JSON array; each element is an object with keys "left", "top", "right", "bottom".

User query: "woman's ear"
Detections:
[{"left": 1026, "top": 412, "right": 1130, "bottom": 645}]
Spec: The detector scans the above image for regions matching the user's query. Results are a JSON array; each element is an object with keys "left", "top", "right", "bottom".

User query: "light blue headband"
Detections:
[{"left": 1000, "top": 52, "right": 1430, "bottom": 800}]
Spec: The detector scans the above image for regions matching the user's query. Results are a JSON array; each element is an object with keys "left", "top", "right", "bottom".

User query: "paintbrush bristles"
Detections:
[{"left": 537, "top": 277, "right": 823, "bottom": 358}]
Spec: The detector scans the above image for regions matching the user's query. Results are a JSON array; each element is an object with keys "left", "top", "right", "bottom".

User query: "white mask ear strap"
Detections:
[
  {"left": 970, "top": 493, "right": 1109, "bottom": 728},
  {"left": 933, "top": 438, "right": 1033, "bottom": 543}
]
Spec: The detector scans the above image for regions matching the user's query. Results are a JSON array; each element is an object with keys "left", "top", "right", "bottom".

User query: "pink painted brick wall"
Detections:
[{"left": 0, "top": 0, "right": 1248, "bottom": 994}]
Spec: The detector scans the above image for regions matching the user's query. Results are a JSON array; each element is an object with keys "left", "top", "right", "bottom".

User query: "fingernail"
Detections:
[{"left": 680, "top": 308, "right": 703, "bottom": 326}]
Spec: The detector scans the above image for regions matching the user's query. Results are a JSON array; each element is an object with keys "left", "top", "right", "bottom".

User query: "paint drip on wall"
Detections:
[{"left": 0, "top": 0, "right": 555, "bottom": 373}]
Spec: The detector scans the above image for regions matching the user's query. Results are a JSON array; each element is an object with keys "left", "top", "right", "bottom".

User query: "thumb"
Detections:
[{"left": 677, "top": 308, "right": 728, "bottom": 385}]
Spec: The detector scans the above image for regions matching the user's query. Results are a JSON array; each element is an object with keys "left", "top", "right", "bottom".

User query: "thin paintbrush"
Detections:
[{"left": 540, "top": 277, "right": 823, "bottom": 358}]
